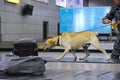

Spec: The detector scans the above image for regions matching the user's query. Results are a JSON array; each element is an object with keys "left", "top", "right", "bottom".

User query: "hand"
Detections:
[
  {"left": 117, "top": 20, "right": 120, "bottom": 24},
  {"left": 104, "top": 19, "right": 112, "bottom": 24}
]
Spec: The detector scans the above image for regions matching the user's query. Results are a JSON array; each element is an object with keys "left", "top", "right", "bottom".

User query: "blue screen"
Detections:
[{"left": 60, "top": 7, "right": 111, "bottom": 34}]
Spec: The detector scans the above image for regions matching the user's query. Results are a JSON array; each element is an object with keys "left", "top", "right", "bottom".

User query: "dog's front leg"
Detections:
[
  {"left": 55, "top": 48, "right": 70, "bottom": 60},
  {"left": 79, "top": 50, "right": 90, "bottom": 60}
]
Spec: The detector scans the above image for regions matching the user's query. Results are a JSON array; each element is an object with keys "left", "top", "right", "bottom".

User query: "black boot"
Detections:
[{"left": 111, "top": 54, "right": 119, "bottom": 60}]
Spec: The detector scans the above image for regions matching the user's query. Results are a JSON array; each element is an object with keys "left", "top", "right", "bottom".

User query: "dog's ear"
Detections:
[
  {"left": 49, "top": 39, "right": 53, "bottom": 46},
  {"left": 52, "top": 40, "right": 56, "bottom": 45}
]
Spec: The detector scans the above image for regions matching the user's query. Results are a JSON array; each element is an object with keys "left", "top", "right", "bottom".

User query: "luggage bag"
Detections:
[
  {"left": 0, "top": 54, "right": 46, "bottom": 75},
  {"left": 13, "top": 38, "right": 38, "bottom": 57}
]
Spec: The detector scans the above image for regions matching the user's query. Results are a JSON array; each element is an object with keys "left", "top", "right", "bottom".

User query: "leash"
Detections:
[
  {"left": 76, "top": 24, "right": 113, "bottom": 33},
  {"left": 75, "top": 23, "right": 119, "bottom": 34}
]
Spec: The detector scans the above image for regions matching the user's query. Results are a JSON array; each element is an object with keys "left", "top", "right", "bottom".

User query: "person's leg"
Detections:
[
  {"left": 111, "top": 35, "right": 120, "bottom": 59},
  {"left": 111, "top": 52, "right": 119, "bottom": 59}
]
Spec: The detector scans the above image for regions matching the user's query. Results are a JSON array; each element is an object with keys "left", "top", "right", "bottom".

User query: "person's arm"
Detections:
[{"left": 102, "top": 6, "right": 115, "bottom": 24}]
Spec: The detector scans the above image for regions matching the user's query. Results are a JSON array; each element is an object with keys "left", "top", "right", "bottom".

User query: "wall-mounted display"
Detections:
[
  {"left": 33, "top": 0, "right": 48, "bottom": 3},
  {"left": 56, "top": 0, "right": 67, "bottom": 7},
  {"left": 56, "top": 0, "right": 83, "bottom": 8},
  {"left": 6, "top": 0, "right": 20, "bottom": 4},
  {"left": 60, "top": 7, "right": 111, "bottom": 34},
  {"left": 67, "top": 0, "right": 83, "bottom": 8}
]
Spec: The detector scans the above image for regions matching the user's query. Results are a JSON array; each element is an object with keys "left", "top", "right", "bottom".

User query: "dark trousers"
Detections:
[
  {"left": 111, "top": 34, "right": 120, "bottom": 59},
  {"left": 112, "top": 34, "right": 120, "bottom": 55}
]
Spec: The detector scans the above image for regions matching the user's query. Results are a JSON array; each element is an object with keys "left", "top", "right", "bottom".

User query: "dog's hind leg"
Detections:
[
  {"left": 90, "top": 37, "right": 110, "bottom": 61},
  {"left": 79, "top": 44, "right": 90, "bottom": 60},
  {"left": 71, "top": 49, "right": 77, "bottom": 61}
]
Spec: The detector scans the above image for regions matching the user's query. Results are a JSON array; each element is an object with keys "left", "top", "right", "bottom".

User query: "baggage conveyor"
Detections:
[{"left": 0, "top": 51, "right": 120, "bottom": 80}]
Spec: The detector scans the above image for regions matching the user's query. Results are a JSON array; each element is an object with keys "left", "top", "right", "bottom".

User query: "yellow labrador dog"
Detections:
[{"left": 43, "top": 32, "right": 110, "bottom": 61}]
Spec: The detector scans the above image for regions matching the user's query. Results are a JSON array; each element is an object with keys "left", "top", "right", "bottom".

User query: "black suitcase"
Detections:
[{"left": 13, "top": 38, "right": 38, "bottom": 57}]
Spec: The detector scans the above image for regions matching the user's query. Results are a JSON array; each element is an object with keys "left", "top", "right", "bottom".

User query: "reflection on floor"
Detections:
[
  {"left": 0, "top": 70, "right": 120, "bottom": 80},
  {"left": 0, "top": 52, "right": 120, "bottom": 80}
]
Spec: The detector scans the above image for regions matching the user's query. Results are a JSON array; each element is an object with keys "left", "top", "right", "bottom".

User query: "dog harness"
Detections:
[{"left": 57, "top": 36, "right": 60, "bottom": 46}]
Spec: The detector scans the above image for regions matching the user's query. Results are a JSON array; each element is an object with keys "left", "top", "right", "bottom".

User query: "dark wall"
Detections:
[{"left": 84, "top": 0, "right": 114, "bottom": 7}]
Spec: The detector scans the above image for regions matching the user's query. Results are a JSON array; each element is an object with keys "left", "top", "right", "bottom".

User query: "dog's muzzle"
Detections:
[{"left": 43, "top": 46, "right": 50, "bottom": 51}]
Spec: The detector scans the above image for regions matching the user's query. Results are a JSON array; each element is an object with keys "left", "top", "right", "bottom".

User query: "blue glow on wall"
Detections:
[{"left": 60, "top": 7, "right": 111, "bottom": 34}]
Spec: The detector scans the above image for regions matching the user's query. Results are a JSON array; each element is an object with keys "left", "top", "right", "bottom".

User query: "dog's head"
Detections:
[{"left": 43, "top": 36, "right": 59, "bottom": 51}]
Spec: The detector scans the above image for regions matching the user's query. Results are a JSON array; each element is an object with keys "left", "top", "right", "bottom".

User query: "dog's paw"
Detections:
[
  {"left": 79, "top": 58, "right": 85, "bottom": 60},
  {"left": 74, "top": 58, "right": 77, "bottom": 61},
  {"left": 106, "top": 58, "right": 110, "bottom": 61}
]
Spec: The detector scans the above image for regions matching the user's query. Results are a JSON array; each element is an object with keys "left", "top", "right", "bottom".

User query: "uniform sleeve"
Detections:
[{"left": 102, "top": 6, "right": 115, "bottom": 23}]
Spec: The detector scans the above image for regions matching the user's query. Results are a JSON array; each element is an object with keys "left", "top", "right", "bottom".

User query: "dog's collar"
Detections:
[{"left": 57, "top": 36, "right": 60, "bottom": 46}]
